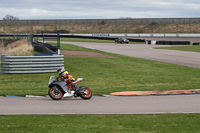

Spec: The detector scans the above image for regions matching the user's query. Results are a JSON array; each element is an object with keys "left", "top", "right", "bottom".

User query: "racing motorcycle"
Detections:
[{"left": 48, "top": 76, "right": 92, "bottom": 100}]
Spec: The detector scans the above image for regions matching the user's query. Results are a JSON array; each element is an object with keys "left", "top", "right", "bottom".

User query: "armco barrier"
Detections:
[
  {"left": 1, "top": 55, "right": 64, "bottom": 74},
  {"left": 156, "top": 41, "right": 190, "bottom": 45}
]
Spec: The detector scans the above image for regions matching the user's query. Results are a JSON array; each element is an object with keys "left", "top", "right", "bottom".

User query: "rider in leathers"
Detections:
[{"left": 57, "top": 67, "right": 78, "bottom": 90}]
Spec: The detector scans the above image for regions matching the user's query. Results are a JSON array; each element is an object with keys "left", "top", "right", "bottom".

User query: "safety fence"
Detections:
[
  {"left": 0, "top": 34, "right": 33, "bottom": 43},
  {"left": 145, "top": 40, "right": 191, "bottom": 45},
  {"left": 32, "top": 41, "right": 58, "bottom": 54},
  {"left": 1, "top": 18, "right": 200, "bottom": 25},
  {"left": 1, "top": 18, "right": 200, "bottom": 34},
  {"left": 34, "top": 33, "right": 199, "bottom": 45},
  {"left": 1, "top": 55, "right": 64, "bottom": 74},
  {"left": 33, "top": 33, "right": 200, "bottom": 37}
]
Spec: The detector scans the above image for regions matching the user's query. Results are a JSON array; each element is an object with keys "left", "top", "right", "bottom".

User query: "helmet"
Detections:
[
  {"left": 57, "top": 67, "right": 65, "bottom": 75},
  {"left": 62, "top": 71, "right": 69, "bottom": 78}
]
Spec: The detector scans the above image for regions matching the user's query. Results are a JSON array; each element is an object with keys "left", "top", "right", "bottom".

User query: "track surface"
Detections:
[
  {"left": 1, "top": 95, "right": 200, "bottom": 115},
  {"left": 58, "top": 41, "right": 200, "bottom": 69}
]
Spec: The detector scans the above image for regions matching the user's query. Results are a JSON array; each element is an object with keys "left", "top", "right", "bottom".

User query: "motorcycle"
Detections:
[{"left": 48, "top": 76, "right": 92, "bottom": 100}]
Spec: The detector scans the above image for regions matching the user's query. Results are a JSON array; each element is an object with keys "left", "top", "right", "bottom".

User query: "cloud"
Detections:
[{"left": 0, "top": 0, "right": 200, "bottom": 19}]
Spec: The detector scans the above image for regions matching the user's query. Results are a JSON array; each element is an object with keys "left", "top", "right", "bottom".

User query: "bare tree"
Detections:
[{"left": 3, "top": 15, "right": 19, "bottom": 20}]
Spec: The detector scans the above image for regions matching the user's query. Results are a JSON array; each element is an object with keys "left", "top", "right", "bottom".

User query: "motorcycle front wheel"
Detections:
[
  {"left": 79, "top": 86, "right": 92, "bottom": 100},
  {"left": 48, "top": 86, "right": 63, "bottom": 100}
]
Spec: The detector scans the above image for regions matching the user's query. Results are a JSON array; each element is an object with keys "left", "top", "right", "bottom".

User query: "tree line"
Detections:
[{"left": 2, "top": 15, "right": 19, "bottom": 20}]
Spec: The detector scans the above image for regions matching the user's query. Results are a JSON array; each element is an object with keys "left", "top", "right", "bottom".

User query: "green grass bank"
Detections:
[
  {"left": 155, "top": 45, "right": 200, "bottom": 52},
  {"left": 0, "top": 42, "right": 200, "bottom": 96},
  {"left": 0, "top": 114, "right": 200, "bottom": 133}
]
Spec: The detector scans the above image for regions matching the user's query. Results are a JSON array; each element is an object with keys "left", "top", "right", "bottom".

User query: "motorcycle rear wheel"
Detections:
[
  {"left": 48, "top": 86, "right": 63, "bottom": 100},
  {"left": 79, "top": 86, "right": 92, "bottom": 100}
]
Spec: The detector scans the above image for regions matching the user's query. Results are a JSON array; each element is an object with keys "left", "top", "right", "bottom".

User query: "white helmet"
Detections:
[{"left": 57, "top": 67, "right": 65, "bottom": 75}]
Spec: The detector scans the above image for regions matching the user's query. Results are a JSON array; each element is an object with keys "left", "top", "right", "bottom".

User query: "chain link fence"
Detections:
[
  {"left": 0, "top": 18, "right": 200, "bottom": 33},
  {"left": 1, "top": 18, "right": 200, "bottom": 25}
]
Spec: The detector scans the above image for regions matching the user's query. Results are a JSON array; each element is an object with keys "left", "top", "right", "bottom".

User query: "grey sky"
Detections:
[{"left": 0, "top": 0, "right": 200, "bottom": 19}]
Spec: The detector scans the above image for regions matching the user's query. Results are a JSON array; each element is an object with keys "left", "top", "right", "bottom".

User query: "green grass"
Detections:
[
  {"left": 65, "top": 55, "right": 200, "bottom": 95},
  {"left": 155, "top": 45, "right": 200, "bottom": 52},
  {"left": 35, "top": 37, "right": 145, "bottom": 44},
  {"left": 14, "top": 51, "right": 41, "bottom": 56},
  {"left": 48, "top": 42, "right": 94, "bottom": 51},
  {"left": 0, "top": 114, "right": 200, "bottom": 133},
  {"left": 1, "top": 43, "right": 200, "bottom": 96}
]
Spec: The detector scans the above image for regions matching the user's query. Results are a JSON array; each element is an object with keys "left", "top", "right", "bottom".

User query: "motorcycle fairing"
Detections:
[{"left": 51, "top": 81, "right": 69, "bottom": 93}]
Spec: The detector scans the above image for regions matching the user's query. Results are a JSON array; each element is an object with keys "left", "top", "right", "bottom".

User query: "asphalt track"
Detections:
[
  {"left": 59, "top": 41, "right": 200, "bottom": 69},
  {"left": 1, "top": 94, "right": 200, "bottom": 115}
]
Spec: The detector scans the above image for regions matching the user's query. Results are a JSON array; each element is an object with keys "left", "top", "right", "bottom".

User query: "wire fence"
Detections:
[
  {"left": 0, "top": 18, "right": 200, "bottom": 25},
  {"left": 1, "top": 18, "right": 200, "bottom": 33}
]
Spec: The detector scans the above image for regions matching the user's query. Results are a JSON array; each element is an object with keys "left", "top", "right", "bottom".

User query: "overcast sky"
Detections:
[{"left": 0, "top": 0, "right": 200, "bottom": 20}]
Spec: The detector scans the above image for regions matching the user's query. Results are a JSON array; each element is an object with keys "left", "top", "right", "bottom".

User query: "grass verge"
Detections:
[
  {"left": 1, "top": 43, "right": 200, "bottom": 96},
  {"left": 155, "top": 45, "right": 200, "bottom": 52},
  {"left": 48, "top": 42, "right": 94, "bottom": 51},
  {"left": 35, "top": 37, "right": 146, "bottom": 44},
  {"left": 0, "top": 114, "right": 200, "bottom": 133},
  {"left": 14, "top": 51, "right": 41, "bottom": 56}
]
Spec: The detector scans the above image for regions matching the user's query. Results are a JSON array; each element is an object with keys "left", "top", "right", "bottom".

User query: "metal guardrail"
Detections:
[
  {"left": 1, "top": 55, "right": 64, "bottom": 74},
  {"left": 0, "top": 34, "right": 33, "bottom": 43},
  {"left": 33, "top": 33, "right": 200, "bottom": 38},
  {"left": 32, "top": 41, "right": 58, "bottom": 54}
]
